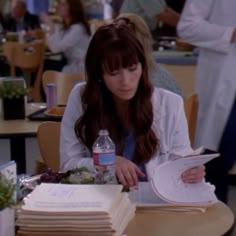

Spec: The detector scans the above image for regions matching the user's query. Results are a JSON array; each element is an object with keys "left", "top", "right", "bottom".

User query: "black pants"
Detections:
[{"left": 205, "top": 98, "right": 236, "bottom": 203}]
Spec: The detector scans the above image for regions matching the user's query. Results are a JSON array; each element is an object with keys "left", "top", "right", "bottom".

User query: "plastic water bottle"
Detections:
[{"left": 93, "top": 129, "right": 117, "bottom": 184}]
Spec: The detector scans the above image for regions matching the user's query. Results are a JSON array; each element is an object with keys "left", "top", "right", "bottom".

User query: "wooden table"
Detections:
[
  {"left": 16, "top": 202, "right": 234, "bottom": 236},
  {"left": 124, "top": 202, "right": 234, "bottom": 236},
  {"left": 0, "top": 103, "right": 44, "bottom": 174}
]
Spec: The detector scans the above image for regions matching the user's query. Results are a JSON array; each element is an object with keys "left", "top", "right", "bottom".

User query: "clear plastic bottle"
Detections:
[{"left": 92, "top": 129, "right": 117, "bottom": 184}]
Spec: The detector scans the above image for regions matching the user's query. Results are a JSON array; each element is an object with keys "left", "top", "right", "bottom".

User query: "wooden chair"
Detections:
[
  {"left": 184, "top": 94, "right": 198, "bottom": 146},
  {"left": 37, "top": 121, "right": 61, "bottom": 172},
  {"left": 160, "top": 64, "right": 196, "bottom": 98},
  {"left": 42, "top": 70, "right": 85, "bottom": 105},
  {"left": 3, "top": 40, "right": 45, "bottom": 102}
]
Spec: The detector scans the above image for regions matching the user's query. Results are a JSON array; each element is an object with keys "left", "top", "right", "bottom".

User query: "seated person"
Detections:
[
  {"left": 115, "top": 13, "right": 183, "bottom": 96},
  {"left": 41, "top": 0, "right": 91, "bottom": 73},
  {"left": 60, "top": 23, "right": 205, "bottom": 186},
  {"left": 120, "top": 0, "right": 180, "bottom": 37},
  {"left": 4, "top": 0, "right": 40, "bottom": 32}
]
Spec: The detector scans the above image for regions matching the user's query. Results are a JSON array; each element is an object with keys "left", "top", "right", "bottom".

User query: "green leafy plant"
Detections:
[
  {"left": 0, "top": 174, "right": 16, "bottom": 210},
  {"left": 0, "top": 83, "right": 30, "bottom": 99}
]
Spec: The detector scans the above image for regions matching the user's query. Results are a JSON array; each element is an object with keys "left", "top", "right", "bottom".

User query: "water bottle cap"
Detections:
[
  {"left": 47, "top": 83, "right": 56, "bottom": 87},
  {"left": 98, "top": 129, "right": 109, "bottom": 136}
]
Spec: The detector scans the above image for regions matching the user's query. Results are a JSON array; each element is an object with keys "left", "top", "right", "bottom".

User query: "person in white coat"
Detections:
[
  {"left": 177, "top": 0, "right": 236, "bottom": 202},
  {"left": 41, "top": 0, "right": 91, "bottom": 73},
  {"left": 60, "top": 23, "right": 205, "bottom": 186}
]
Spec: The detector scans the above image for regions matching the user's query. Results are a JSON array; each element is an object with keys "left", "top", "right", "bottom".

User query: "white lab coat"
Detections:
[
  {"left": 60, "top": 83, "right": 192, "bottom": 180},
  {"left": 46, "top": 23, "right": 90, "bottom": 73},
  {"left": 177, "top": 0, "right": 236, "bottom": 150}
]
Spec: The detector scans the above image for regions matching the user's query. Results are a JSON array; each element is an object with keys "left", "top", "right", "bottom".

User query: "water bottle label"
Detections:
[{"left": 93, "top": 152, "right": 115, "bottom": 166}]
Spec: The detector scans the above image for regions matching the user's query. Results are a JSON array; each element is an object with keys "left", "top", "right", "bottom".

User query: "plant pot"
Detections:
[
  {"left": 0, "top": 208, "right": 15, "bottom": 236},
  {"left": 3, "top": 97, "right": 25, "bottom": 120}
]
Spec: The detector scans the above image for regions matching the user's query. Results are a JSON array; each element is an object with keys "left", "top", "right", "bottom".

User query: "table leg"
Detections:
[{"left": 10, "top": 137, "right": 26, "bottom": 174}]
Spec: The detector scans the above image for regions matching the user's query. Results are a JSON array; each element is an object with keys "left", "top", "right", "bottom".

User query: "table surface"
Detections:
[
  {"left": 124, "top": 202, "right": 234, "bottom": 236},
  {"left": 0, "top": 103, "right": 44, "bottom": 137},
  {"left": 16, "top": 202, "right": 234, "bottom": 236}
]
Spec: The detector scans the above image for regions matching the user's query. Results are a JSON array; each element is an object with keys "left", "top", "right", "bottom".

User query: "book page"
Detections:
[
  {"left": 22, "top": 184, "right": 123, "bottom": 213},
  {"left": 129, "top": 182, "right": 169, "bottom": 206},
  {"left": 151, "top": 153, "right": 219, "bottom": 205},
  {"left": 128, "top": 182, "right": 208, "bottom": 212}
]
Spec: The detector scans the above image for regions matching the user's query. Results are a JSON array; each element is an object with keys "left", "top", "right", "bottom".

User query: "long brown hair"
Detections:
[
  {"left": 63, "top": 0, "right": 90, "bottom": 35},
  {"left": 75, "top": 24, "right": 159, "bottom": 164}
]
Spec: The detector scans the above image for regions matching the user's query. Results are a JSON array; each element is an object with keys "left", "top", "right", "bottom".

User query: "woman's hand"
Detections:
[
  {"left": 181, "top": 165, "right": 205, "bottom": 183},
  {"left": 115, "top": 156, "right": 145, "bottom": 187},
  {"left": 40, "top": 13, "right": 52, "bottom": 25},
  {"left": 40, "top": 13, "right": 54, "bottom": 34}
]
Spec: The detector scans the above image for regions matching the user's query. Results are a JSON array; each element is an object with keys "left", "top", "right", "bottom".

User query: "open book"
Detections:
[{"left": 129, "top": 149, "right": 219, "bottom": 212}]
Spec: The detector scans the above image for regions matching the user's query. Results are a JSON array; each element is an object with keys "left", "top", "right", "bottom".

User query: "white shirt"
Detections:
[
  {"left": 60, "top": 83, "right": 192, "bottom": 180},
  {"left": 46, "top": 23, "right": 90, "bottom": 73}
]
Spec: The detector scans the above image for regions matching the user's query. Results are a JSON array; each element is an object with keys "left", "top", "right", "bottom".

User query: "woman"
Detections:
[
  {"left": 115, "top": 13, "right": 183, "bottom": 96},
  {"left": 41, "top": 0, "right": 90, "bottom": 73},
  {"left": 60, "top": 23, "right": 204, "bottom": 186}
]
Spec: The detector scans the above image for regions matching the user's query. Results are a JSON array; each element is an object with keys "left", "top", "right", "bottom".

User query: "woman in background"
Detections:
[
  {"left": 116, "top": 13, "right": 183, "bottom": 96},
  {"left": 41, "top": 0, "right": 90, "bottom": 73},
  {"left": 60, "top": 23, "right": 204, "bottom": 186}
]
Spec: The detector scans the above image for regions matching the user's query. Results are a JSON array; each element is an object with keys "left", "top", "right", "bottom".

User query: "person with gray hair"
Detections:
[
  {"left": 120, "top": 0, "right": 179, "bottom": 37},
  {"left": 4, "top": 0, "right": 40, "bottom": 32}
]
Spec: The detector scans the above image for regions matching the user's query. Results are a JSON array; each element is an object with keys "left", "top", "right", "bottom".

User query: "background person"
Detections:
[
  {"left": 120, "top": 0, "right": 180, "bottom": 38},
  {"left": 41, "top": 0, "right": 91, "bottom": 73},
  {"left": 178, "top": 0, "right": 236, "bottom": 203},
  {"left": 4, "top": 0, "right": 40, "bottom": 32}
]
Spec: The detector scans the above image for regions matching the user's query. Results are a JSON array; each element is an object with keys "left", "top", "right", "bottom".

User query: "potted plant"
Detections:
[
  {"left": 0, "top": 174, "right": 16, "bottom": 236},
  {"left": 0, "top": 82, "right": 30, "bottom": 120}
]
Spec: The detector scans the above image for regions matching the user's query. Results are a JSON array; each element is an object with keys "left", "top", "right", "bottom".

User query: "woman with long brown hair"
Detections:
[
  {"left": 60, "top": 23, "right": 205, "bottom": 186},
  {"left": 41, "top": 0, "right": 90, "bottom": 73}
]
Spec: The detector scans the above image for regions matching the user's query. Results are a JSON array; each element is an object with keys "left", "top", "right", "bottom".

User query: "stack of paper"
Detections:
[
  {"left": 17, "top": 184, "right": 135, "bottom": 236},
  {"left": 129, "top": 152, "right": 219, "bottom": 213}
]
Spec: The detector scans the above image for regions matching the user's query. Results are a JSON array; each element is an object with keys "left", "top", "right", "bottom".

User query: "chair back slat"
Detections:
[
  {"left": 37, "top": 121, "right": 61, "bottom": 171},
  {"left": 184, "top": 94, "right": 198, "bottom": 146},
  {"left": 43, "top": 70, "right": 85, "bottom": 105},
  {"left": 3, "top": 41, "right": 46, "bottom": 102}
]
